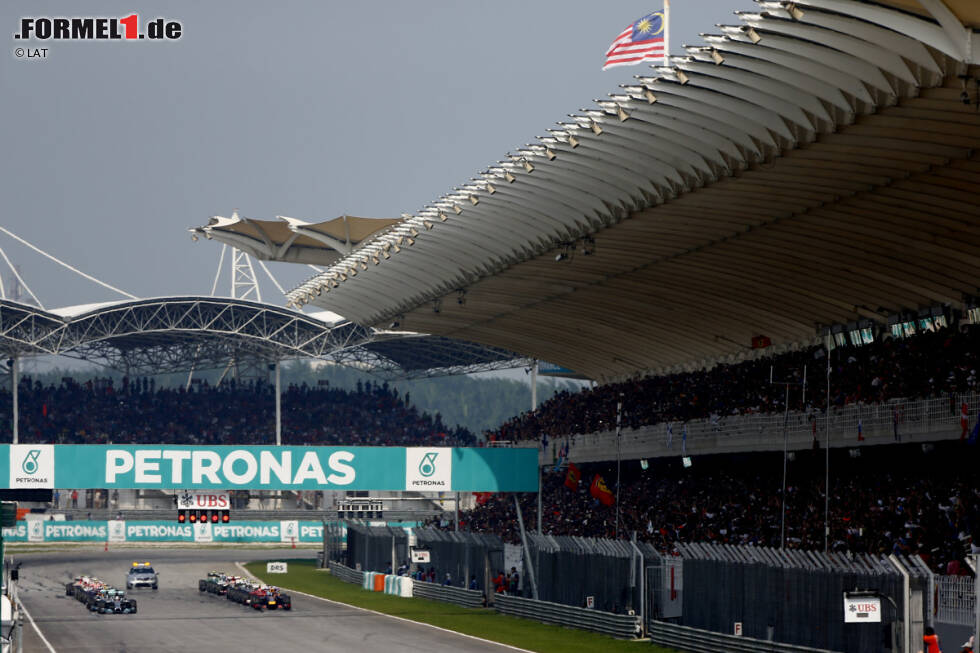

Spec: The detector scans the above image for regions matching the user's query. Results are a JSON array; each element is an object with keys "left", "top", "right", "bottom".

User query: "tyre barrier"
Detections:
[
  {"left": 648, "top": 621, "right": 841, "bottom": 653},
  {"left": 351, "top": 567, "right": 413, "bottom": 597}
]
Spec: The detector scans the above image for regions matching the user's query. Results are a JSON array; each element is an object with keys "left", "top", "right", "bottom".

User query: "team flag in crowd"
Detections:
[
  {"left": 474, "top": 492, "right": 492, "bottom": 506},
  {"left": 565, "top": 462, "right": 581, "bottom": 490},
  {"left": 552, "top": 440, "right": 570, "bottom": 472},
  {"left": 603, "top": 4, "right": 669, "bottom": 70},
  {"left": 590, "top": 474, "right": 615, "bottom": 506}
]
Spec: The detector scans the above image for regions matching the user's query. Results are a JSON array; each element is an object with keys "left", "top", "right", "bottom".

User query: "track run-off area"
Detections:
[{"left": 14, "top": 548, "right": 526, "bottom": 653}]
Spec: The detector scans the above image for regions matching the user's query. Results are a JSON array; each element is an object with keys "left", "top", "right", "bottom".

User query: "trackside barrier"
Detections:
[
  {"left": 328, "top": 561, "right": 362, "bottom": 585},
  {"left": 411, "top": 580, "right": 485, "bottom": 608},
  {"left": 649, "top": 621, "right": 841, "bottom": 653},
  {"left": 493, "top": 594, "right": 641, "bottom": 639},
  {"left": 2, "top": 520, "right": 340, "bottom": 543}
]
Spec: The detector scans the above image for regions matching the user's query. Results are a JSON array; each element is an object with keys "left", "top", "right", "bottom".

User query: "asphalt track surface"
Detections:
[{"left": 15, "top": 548, "right": 521, "bottom": 653}]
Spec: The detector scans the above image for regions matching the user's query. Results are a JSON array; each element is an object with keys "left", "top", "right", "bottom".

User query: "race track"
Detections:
[{"left": 15, "top": 548, "right": 520, "bottom": 653}]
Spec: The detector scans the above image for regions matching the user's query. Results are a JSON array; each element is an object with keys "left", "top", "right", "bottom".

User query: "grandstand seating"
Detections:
[
  {"left": 446, "top": 440, "right": 980, "bottom": 573},
  {"left": 488, "top": 325, "right": 980, "bottom": 444},
  {"left": 0, "top": 377, "right": 474, "bottom": 447}
]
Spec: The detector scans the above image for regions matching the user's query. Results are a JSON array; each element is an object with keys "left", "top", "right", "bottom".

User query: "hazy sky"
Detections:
[{"left": 1, "top": 0, "right": 756, "bottom": 312}]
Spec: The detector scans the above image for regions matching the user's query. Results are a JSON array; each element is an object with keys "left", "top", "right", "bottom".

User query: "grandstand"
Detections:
[
  {"left": 214, "top": 1, "right": 980, "bottom": 649},
  {"left": 3, "top": 1, "right": 980, "bottom": 650}
]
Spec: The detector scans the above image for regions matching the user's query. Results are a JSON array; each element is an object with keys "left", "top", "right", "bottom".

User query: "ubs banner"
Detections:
[
  {"left": 0, "top": 445, "right": 538, "bottom": 491},
  {"left": 0, "top": 520, "right": 357, "bottom": 543}
]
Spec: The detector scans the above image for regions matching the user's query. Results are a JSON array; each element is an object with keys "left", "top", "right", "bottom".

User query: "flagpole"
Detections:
[
  {"left": 825, "top": 334, "right": 831, "bottom": 552},
  {"left": 615, "top": 392, "right": 623, "bottom": 540},
  {"left": 663, "top": 0, "right": 670, "bottom": 64}
]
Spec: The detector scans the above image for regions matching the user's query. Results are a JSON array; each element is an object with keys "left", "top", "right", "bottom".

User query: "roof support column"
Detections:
[
  {"left": 274, "top": 359, "right": 281, "bottom": 447},
  {"left": 10, "top": 356, "right": 18, "bottom": 445}
]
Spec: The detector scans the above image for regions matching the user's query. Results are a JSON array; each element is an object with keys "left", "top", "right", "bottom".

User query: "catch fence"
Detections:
[
  {"left": 343, "top": 524, "right": 503, "bottom": 592},
  {"left": 675, "top": 543, "right": 931, "bottom": 653},
  {"left": 526, "top": 533, "right": 655, "bottom": 614},
  {"left": 935, "top": 575, "right": 975, "bottom": 626}
]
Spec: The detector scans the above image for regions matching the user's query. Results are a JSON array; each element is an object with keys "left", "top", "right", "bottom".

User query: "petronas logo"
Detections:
[
  {"left": 22, "top": 450, "right": 41, "bottom": 475},
  {"left": 419, "top": 452, "right": 438, "bottom": 477}
]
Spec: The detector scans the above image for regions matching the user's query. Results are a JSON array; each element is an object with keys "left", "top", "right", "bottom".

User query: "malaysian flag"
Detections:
[{"left": 603, "top": 6, "right": 668, "bottom": 70}]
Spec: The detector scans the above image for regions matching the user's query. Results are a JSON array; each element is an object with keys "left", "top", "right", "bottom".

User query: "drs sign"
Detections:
[{"left": 266, "top": 562, "right": 288, "bottom": 574}]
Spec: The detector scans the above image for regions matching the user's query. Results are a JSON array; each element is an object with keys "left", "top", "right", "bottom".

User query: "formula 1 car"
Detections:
[
  {"left": 249, "top": 586, "right": 291, "bottom": 611},
  {"left": 89, "top": 588, "right": 137, "bottom": 614},
  {"left": 200, "top": 572, "right": 291, "bottom": 611},
  {"left": 200, "top": 572, "right": 240, "bottom": 596}
]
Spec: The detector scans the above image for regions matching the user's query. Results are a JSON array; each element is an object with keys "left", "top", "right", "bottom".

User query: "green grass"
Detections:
[{"left": 246, "top": 560, "right": 677, "bottom": 653}]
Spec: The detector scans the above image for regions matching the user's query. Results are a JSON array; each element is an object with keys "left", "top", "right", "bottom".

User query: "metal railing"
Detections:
[
  {"left": 411, "top": 580, "right": 486, "bottom": 609},
  {"left": 328, "top": 561, "right": 363, "bottom": 585},
  {"left": 936, "top": 575, "right": 975, "bottom": 626},
  {"left": 493, "top": 594, "right": 641, "bottom": 639},
  {"left": 526, "top": 392, "right": 978, "bottom": 463},
  {"left": 649, "top": 621, "right": 841, "bottom": 653}
]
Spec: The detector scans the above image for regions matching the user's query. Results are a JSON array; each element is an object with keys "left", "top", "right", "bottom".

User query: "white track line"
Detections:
[
  {"left": 234, "top": 562, "right": 534, "bottom": 653},
  {"left": 19, "top": 600, "right": 56, "bottom": 653}
]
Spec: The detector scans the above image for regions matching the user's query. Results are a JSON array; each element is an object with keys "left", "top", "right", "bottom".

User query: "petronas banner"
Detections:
[
  {"left": 1, "top": 520, "right": 360, "bottom": 543},
  {"left": 0, "top": 445, "right": 538, "bottom": 491}
]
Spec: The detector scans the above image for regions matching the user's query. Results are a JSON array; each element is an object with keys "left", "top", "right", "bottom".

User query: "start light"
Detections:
[{"left": 188, "top": 511, "right": 197, "bottom": 523}]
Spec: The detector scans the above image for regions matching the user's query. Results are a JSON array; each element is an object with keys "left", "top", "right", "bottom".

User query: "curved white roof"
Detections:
[{"left": 288, "top": 0, "right": 980, "bottom": 380}]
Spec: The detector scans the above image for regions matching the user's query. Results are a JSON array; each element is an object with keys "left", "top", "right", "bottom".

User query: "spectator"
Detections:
[
  {"left": 493, "top": 570, "right": 506, "bottom": 594},
  {"left": 508, "top": 567, "right": 520, "bottom": 594},
  {"left": 442, "top": 572, "right": 452, "bottom": 586},
  {"left": 445, "top": 440, "right": 980, "bottom": 573},
  {"left": 1, "top": 376, "right": 474, "bottom": 448},
  {"left": 70, "top": 489, "right": 77, "bottom": 508},
  {"left": 487, "top": 324, "right": 980, "bottom": 444}
]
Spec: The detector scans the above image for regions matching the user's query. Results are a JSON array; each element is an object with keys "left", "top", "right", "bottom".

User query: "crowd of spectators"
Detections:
[
  {"left": 445, "top": 440, "right": 980, "bottom": 573},
  {"left": 0, "top": 376, "right": 474, "bottom": 447},
  {"left": 487, "top": 324, "right": 980, "bottom": 442}
]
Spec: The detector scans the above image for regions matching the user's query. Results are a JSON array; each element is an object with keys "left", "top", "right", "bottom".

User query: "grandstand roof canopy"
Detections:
[
  {"left": 282, "top": 0, "right": 980, "bottom": 382},
  {"left": 0, "top": 297, "right": 526, "bottom": 378},
  {"left": 190, "top": 211, "right": 402, "bottom": 267}
]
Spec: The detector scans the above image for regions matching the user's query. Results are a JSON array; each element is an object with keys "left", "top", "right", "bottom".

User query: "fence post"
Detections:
[
  {"left": 890, "top": 554, "right": 912, "bottom": 653},
  {"left": 513, "top": 494, "right": 538, "bottom": 600}
]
